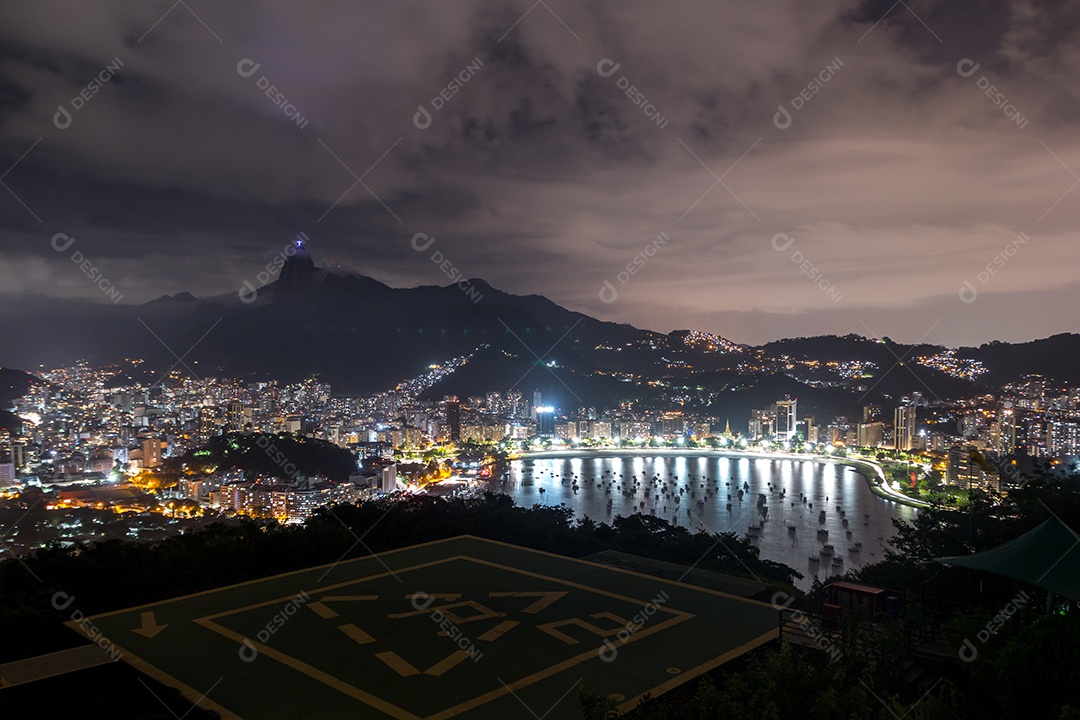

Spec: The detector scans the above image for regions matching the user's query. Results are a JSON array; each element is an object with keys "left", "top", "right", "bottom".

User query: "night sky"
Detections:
[{"left": 1, "top": 1, "right": 1077, "bottom": 346}]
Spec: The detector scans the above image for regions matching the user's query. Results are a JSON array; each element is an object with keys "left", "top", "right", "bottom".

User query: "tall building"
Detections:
[
  {"left": 381, "top": 464, "right": 398, "bottom": 493},
  {"left": 748, "top": 409, "right": 775, "bottom": 440},
  {"left": 894, "top": 405, "right": 915, "bottom": 451},
  {"left": 947, "top": 444, "right": 994, "bottom": 491},
  {"left": 858, "top": 421, "right": 884, "bottom": 448},
  {"left": 446, "top": 400, "right": 461, "bottom": 443},
  {"left": 531, "top": 390, "right": 542, "bottom": 420},
  {"left": 141, "top": 437, "right": 163, "bottom": 468},
  {"left": 775, "top": 397, "right": 797, "bottom": 440},
  {"left": 535, "top": 406, "right": 556, "bottom": 437},
  {"left": 999, "top": 407, "right": 1018, "bottom": 454}
]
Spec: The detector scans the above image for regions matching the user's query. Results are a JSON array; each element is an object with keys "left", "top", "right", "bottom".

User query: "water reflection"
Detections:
[{"left": 500, "top": 453, "right": 916, "bottom": 590}]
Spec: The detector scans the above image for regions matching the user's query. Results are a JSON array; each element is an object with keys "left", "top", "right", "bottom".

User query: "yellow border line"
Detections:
[
  {"left": 196, "top": 557, "right": 456, "bottom": 621},
  {"left": 454, "top": 535, "right": 778, "bottom": 609},
  {"left": 58, "top": 626, "right": 242, "bottom": 720},
  {"left": 194, "top": 554, "right": 695, "bottom": 720},
  {"left": 78, "top": 534, "right": 468, "bottom": 622},
  {"left": 68, "top": 535, "right": 781, "bottom": 719},
  {"left": 617, "top": 626, "right": 780, "bottom": 713}
]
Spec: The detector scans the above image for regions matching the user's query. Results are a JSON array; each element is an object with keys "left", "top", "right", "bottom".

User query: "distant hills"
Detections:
[
  {"left": 0, "top": 368, "right": 38, "bottom": 408},
  {"left": 0, "top": 249, "right": 1076, "bottom": 426},
  {"left": 0, "top": 367, "right": 39, "bottom": 433}
]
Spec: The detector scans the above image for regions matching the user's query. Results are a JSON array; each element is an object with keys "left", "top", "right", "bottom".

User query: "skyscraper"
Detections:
[
  {"left": 446, "top": 400, "right": 461, "bottom": 444},
  {"left": 535, "top": 407, "right": 556, "bottom": 437},
  {"left": 775, "top": 397, "right": 797, "bottom": 440},
  {"left": 894, "top": 405, "right": 915, "bottom": 451}
]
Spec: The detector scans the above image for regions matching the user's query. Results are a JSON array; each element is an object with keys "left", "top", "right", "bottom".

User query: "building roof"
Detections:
[{"left": 935, "top": 515, "right": 1080, "bottom": 600}]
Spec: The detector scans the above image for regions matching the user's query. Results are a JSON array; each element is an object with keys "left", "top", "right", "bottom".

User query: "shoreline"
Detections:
[{"left": 512, "top": 447, "right": 932, "bottom": 509}]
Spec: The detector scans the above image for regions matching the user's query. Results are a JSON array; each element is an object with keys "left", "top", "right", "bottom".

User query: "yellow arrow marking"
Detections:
[{"left": 132, "top": 611, "right": 168, "bottom": 639}]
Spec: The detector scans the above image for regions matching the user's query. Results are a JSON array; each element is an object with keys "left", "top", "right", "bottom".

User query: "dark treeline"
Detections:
[
  {"left": 3, "top": 473, "right": 1080, "bottom": 718},
  {"left": 0, "top": 493, "right": 792, "bottom": 666},
  {"left": 592, "top": 472, "right": 1080, "bottom": 720}
]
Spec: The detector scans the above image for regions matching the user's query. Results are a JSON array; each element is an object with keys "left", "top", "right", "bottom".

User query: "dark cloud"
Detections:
[{"left": 0, "top": 0, "right": 1077, "bottom": 348}]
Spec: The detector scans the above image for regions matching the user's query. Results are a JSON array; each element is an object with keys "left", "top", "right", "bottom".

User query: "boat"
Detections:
[
  {"left": 808, "top": 553, "right": 819, "bottom": 562},
  {"left": 746, "top": 526, "right": 762, "bottom": 538},
  {"left": 787, "top": 524, "right": 797, "bottom": 532},
  {"left": 831, "top": 555, "right": 844, "bottom": 567},
  {"left": 850, "top": 541, "right": 863, "bottom": 552},
  {"left": 820, "top": 544, "right": 834, "bottom": 555}
]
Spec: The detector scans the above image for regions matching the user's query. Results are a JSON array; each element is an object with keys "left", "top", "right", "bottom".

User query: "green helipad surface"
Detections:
[{"left": 68, "top": 536, "right": 779, "bottom": 719}]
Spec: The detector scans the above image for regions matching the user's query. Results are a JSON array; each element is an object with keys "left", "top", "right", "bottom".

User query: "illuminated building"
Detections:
[
  {"left": 894, "top": 405, "right": 915, "bottom": 451},
  {"left": 535, "top": 406, "right": 556, "bottom": 437},
  {"left": 858, "top": 421, "right": 884, "bottom": 448},
  {"left": 775, "top": 397, "right": 797, "bottom": 440}
]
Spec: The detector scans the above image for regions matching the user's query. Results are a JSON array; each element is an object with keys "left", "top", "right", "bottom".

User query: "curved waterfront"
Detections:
[{"left": 496, "top": 451, "right": 917, "bottom": 590}]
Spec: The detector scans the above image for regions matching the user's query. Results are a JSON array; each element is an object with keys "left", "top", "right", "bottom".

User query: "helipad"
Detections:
[{"left": 68, "top": 536, "right": 778, "bottom": 719}]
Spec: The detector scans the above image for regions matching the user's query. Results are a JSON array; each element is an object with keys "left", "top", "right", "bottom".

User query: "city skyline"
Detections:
[
  {"left": 1, "top": 2, "right": 1079, "bottom": 347},
  {"left": 4, "top": 4, "right": 1080, "bottom": 718}
]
